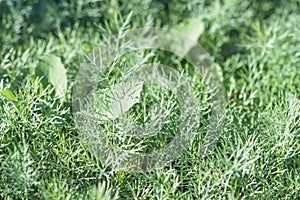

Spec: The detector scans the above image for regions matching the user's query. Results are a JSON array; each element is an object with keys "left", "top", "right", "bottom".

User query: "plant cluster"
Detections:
[{"left": 0, "top": 0, "right": 299, "bottom": 199}]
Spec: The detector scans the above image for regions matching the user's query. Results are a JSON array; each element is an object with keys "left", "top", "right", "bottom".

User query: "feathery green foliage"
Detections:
[{"left": 0, "top": 0, "right": 299, "bottom": 199}]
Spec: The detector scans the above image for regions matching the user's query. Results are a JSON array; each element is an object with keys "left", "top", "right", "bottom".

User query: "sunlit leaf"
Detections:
[
  {"left": 36, "top": 54, "right": 67, "bottom": 101},
  {"left": 173, "top": 17, "right": 204, "bottom": 55},
  {"left": 95, "top": 81, "right": 144, "bottom": 120},
  {"left": 1, "top": 89, "right": 17, "bottom": 102}
]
